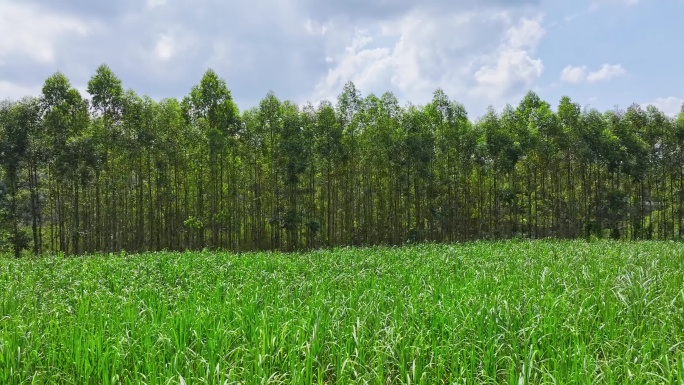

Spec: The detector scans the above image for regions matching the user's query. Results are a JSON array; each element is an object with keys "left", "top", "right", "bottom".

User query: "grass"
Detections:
[{"left": 1, "top": 240, "right": 683, "bottom": 384}]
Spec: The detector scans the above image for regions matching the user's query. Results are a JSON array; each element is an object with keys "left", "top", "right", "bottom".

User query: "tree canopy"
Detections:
[{"left": 2, "top": 68, "right": 684, "bottom": 256}]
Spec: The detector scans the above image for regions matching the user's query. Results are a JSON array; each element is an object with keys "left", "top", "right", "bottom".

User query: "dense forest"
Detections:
[{"left": 1, "top": 65, "right": 684, "bottom": 257}]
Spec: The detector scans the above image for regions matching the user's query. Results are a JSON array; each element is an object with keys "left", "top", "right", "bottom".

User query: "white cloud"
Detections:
[
  {"left": 386, "top": 11, "right": 478, "bottom": 98},
  {"left": 586, "top": 64, "right": 626, "bottom": 82},
  {"left": 138, "top": 27, "right": 200, "bottom": 69},
  {"left": 0, "top": 0, "right": 547, "bottom": 115},
  {"left": 0, "top": 2, "right": 92, "bottom": 64},
  {"left": 311, "top": 29, "right": 394, "bottom": 102},
  {"left": 560, "top": 65, "right": 588, "bottom": 83},
  {"left": 4, "top": 0, "right": 660, "bottom": 119},
  {"left": 560, "top": 63, "right": 626, "bottom": 83},
  {"left": 309, "top": 9, "right": 545, "bottom": 115},
  {"left": 154, "top": 34, "right": 176, "bottom": 60},
  {"left": 0, "top": 80, "right": 41, "bottom": 100},
  {"left": 507, "top": 18, "right": 545, "bottom": 49},
  {"left": 471, "top": 16, "right": 545, "bottom": 101},
  {"left": 305, "top": 19, "right": 330, "bottom": 36},
  {"left": 641, "top": 97, "right": 684, "bottom": 117}
]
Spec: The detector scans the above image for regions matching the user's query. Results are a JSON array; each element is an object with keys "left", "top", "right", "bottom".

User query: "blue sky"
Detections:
[{"left": 0, "top": 0, "right": 682, "bottom": 119}]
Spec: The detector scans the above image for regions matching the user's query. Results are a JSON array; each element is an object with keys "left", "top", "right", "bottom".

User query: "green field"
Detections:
[{"left": 1, "top": 241, "right": 683, "bottom": 384}]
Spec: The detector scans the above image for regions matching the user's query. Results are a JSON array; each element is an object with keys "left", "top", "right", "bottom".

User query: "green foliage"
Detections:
[
  {"left": 1, "top": 241, "right": 683, "bottom": 383},
  {"left": 87, "top": 64, "right": 124, "bottom": 119},
  {"left": 0, "top": 98, "right": 41, "bottom": 257},
  {"left": 183, "top": 69, "right": 240, "bottom": 138},
  {"left": 3, "top": 67, "right": 684, "bottom": 255},
  {"left": 183, "top": 216, "right": 204, "bottom": 230}
]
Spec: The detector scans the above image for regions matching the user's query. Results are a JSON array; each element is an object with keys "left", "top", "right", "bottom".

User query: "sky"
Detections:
[{"left": 0, "top": 0, "right": 682, "bottom": 120}]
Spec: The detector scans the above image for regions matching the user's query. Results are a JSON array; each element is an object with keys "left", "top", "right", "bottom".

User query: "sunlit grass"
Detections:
[{"left": 1, "top": 240, "right": 683, "bottom": 384}]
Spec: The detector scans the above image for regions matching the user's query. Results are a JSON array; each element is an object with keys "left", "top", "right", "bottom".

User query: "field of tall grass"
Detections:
[{"left": 1, "top": 240, "right": 683, "bottom": 384}]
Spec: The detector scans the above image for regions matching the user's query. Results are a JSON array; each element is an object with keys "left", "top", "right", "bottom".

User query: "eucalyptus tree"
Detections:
[
  {"left": 529, "top": 97, "right": 559, "bottom": 237},
  {"left": 337, "top": 81, "right": 363, "bottom": 243},
  {"left": 241, "top": 107, "right": 266, "bottom": 249},
  {"left": 0, "top": 101, "right": 19, "bottom": 256},
  {"left": 675, "top": 109, "right": 684, "bottom": 237},
  {"left": 23, "top": 96, "right": 48, "bottom": 255},
  {"left": 155, "top": 98, "right": 189, "bottom": 250},
  {"left": 120, "top": 90, "right": 159, "bottom": 250},
  {"left": 300, "top": 102, "right": 321, "bottom": 248},
  {"left": 379, "top": 92, "right": 404, "bottom": 243},
  {"left": 556, "top": 96, "right": 584, "bottom": 237},
  {"left": 643, "top": 105, "right": 671, "bottom": 238},
  {"left": 137, "top": 96, "right": 160, "bottom": 250},
  {"left": 41, "top": 72, "right": 70, "bottom": 252},
  {"left": 42, "top": 73, "right": 91, "bottom": 253},
  {"left": 610, "top": 105, "right": 650, "bottom": 238},
  {"left": 87, "top": 64, "right": 124, "bottom": 251},
  {"left": 499, "top": 104, "right": 524, "bottom": 236},
  {"left": 11, "top": 66, "right": 684, "bottom": 253},
  {"left": 182, "top": 69, "right": 240, "bottom": 248},
  {"left": 315, "top": 100, "right": 344, "bottom": 245},
  {"left": 0, "top": 98, "right": 41, "bottom": 257},
  {"left": 479, "top": 107, "right": 518, "bottom": 237},
  {"left": 578, "top": 108, "right": 613, "bottom": 237},
  {"left": 256, "top": 91, "right": 284, "bottom": 249},
  {"left": 356, "top": 92, "right": 401, "bottom": 243},
  {"left": 401, "top": 104, "right": 434, "bottom": 242},
  {"left": 279, "top": 101, "right": 307, "bottom": 249},
  {"left": 514, "top": 91, "right": 549, "bottom": 237},
  {"left": 425, "top": 89, "right": 472, "bottom": 240}
]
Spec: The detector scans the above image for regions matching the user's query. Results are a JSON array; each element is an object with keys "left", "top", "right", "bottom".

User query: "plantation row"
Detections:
[
  {"left": 2, "top": 65, "right": 684, "bottom": 255},
  {"left": 1, "top": 241, "right": 683, "bottom": 383}
]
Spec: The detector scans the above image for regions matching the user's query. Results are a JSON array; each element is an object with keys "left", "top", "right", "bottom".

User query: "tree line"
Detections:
[{"left": 1, "top": 65, "right": 684, "bottom": 257}]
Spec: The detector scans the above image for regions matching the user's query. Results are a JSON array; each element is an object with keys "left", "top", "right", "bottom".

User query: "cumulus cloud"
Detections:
[
  {"left": 310, "top": 9, "right": 545, "bottom": 117},
  {"left": 586, "top": 64, "right": 626, "bottom": 82},
  {"left": 641, "top": 97, "right": 684, "bottom": 117},
  {"left": 0, "top": 2, "right": 94, "bottom": 64},
  {"left": 312, "top": 29, "right": 394, "bottom": 102},
  {"left": 471, "top": 16, "right": 545, "bottom": 102},
  {"left": 560, "top": 65, "right": 588, "bottom": 84},
  {"left": 1, "top": 0, "right": 541, "bottom": 116},
  {"left": 560, "top": 64, "right": 626, "bottom": 83}
]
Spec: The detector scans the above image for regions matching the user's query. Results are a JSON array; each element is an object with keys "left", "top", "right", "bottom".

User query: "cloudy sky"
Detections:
[{"left": 0, "top": 0, "right": 682, "bottom": 119}]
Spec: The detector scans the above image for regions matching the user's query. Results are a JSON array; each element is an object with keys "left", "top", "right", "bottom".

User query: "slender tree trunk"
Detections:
[
  {"left": 8, "top": 170, "right": 21, "bottom": 258},
  {"left": 28, "top": 162, "right": 42, "bottom": 255},
  {"left": 72, "top": 182, "right": 80, "bottom": 254}
]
